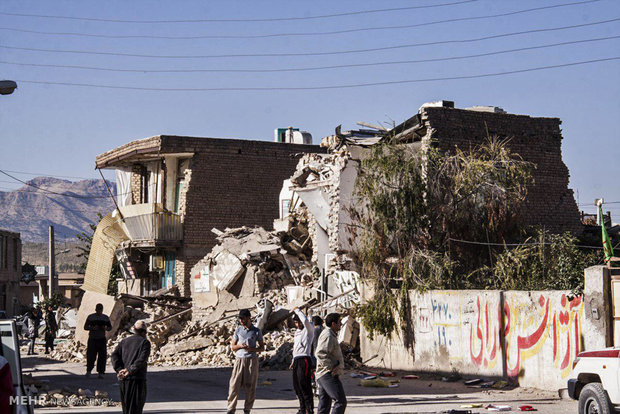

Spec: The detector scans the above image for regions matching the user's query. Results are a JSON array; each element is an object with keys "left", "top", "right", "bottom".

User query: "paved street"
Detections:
[{"left": 23, "top": 355, "right": 577, "bottom": 413}]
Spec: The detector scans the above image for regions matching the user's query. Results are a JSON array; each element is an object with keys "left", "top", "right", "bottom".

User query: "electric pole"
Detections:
[{"left": 48, "top": 226, "right": 55, "bottom": 298}]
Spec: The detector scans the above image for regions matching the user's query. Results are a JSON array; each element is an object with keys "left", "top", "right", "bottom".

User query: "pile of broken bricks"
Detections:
[{"left": 22, "top": 373, "right": 116, "bottom": 408}]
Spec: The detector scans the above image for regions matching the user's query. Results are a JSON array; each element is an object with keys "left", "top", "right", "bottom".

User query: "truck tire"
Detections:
[{"left": 578, "top": 383, "right": 614, "bottom": 414}]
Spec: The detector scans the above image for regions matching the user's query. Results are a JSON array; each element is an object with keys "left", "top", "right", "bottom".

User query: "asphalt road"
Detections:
[{"left": 21, "top": 355, "right": 577, "bottom": 413}]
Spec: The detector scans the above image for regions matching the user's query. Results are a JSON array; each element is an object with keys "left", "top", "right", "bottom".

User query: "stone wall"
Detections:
[
  {"left": 422, "top": 107, "right": 582, "bottom": 234},
  {"left": 360, "top": 266, "right": 609, "bottom": 390}
]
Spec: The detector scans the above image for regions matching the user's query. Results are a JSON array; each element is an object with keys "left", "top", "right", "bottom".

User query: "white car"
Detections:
[
  {"left": 0, "top": 320, "right": 34, "bottom": 414},
  {"left": 568, "top": 348, "right": 620, "bottom": 413}
]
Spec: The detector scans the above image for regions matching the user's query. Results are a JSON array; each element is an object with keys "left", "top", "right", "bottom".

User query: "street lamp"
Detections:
[{"left": 0, "top": 80, "right": 17, "bottom": 95}]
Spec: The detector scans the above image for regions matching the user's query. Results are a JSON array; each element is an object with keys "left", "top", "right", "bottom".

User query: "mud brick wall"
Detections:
[
  {"left": 157, "top": 136, "right": 325, "bottom": 296},
  {"left": 422, "top": 107, "right": 582, "bottom": 234}
]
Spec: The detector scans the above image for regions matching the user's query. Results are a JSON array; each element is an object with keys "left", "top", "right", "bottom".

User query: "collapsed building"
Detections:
[
  {"left": 90, "top": 134, "right": 323, "bottom": 297},
  {"left": 282, "top": 101, "right": 583, "bottom": 296}
]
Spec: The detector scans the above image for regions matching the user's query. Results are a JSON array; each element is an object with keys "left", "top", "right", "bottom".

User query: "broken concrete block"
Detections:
[
  {"left": 338, "top": 315, "right": 360, "bottom": 348},
  {"left": 75, "top": 291, "right": 124, "bottom": 346},
  {"left": 212, "top": 250, "right": 245, "bottom": 292}
]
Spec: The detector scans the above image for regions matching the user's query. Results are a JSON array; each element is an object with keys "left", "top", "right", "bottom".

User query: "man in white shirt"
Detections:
[{"left": 290, "top": 306, "right": 314, "bottom": 414}]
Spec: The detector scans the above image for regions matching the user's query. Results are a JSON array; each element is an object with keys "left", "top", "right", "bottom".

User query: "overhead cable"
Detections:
[
  {"left": 2, "top": 35, "right": 618, "bottom": 74},
  {"left": 0, "top": 1, "right": 480, "bottom": 23},
  {"left": 15, "top": 56, "right": 620, "bottom": 91},
  {"left": 0, "top": 169, "right": 123, "bottom": 199},
  {"left": 0, "top": 0, "right": 599, "bottom": 38},
  {"left": 2, "top": 18, "right": 617, "bottom": 59}
]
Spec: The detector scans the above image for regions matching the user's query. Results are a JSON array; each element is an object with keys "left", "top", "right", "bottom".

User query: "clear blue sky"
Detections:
[{"left": 0, "top": 0, "right": 618, "bottom": 216}]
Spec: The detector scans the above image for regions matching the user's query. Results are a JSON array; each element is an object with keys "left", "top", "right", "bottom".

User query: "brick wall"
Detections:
[
  {"left": 422, "top": 107, "right": 582, "bottom": 234},
  {"left": 0, "top": 229, "right": 21, "bottom": 317},
  {"left": 130, "top": 164, "right": 143, "bottom": 204},
  {"left": 156, "top": 136, "right": 325, "bottom": 296}
]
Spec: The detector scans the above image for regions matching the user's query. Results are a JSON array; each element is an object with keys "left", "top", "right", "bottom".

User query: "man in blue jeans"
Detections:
[{"left": 315, "top": 313, "right": 346, "bottom": 414}]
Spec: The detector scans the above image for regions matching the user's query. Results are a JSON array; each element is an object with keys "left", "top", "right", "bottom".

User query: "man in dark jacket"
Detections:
[
  {"left": 111, "top": 320, "right": 151, "bottom": 414},
  {"left": 44, "top": 305, "right": 58, "bottom": 354},
  {"left": 84, "top": 303, "right": 112, "bottom": 378}
]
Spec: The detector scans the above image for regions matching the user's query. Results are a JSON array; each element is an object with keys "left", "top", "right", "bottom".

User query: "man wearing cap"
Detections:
[
  {"left": 111, "top": 320, "right": 151, "bottom": 414},
  {"left": 84, "top": 303, "right": 112, "bottom": 378},
  {"left": 227, "top": 309, "right": 264, "bottom": 414}
]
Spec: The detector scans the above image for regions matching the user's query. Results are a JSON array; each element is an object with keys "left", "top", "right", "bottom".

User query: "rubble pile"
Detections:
[
  {"left": 23, "top": 374, "right": 116, "bottom": 408},
  {"left": 48, "top": 216, "right": 360, "bottom": 372}
]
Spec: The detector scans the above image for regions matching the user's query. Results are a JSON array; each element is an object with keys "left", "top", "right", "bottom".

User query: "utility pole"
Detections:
[{"left": 48, "top": 226, "right": 55, "bottom": 298}]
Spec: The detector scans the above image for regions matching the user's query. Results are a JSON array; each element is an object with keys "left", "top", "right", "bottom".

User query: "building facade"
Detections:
[
  {"left": 95, "top": 135, "right": 324, "bottom": 297},
  {"left": 0, "top": 229, "right": 21, "bottom": 316}
]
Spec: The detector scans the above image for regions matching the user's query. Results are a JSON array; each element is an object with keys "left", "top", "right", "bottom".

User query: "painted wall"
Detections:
[{"left": 361, "top": 285, "right": 595, "bottom": 391}]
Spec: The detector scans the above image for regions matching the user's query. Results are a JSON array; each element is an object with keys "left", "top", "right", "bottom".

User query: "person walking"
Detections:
[
  {"left": 84, "top": 303, "right": 112, "bottom": 378},
  {"left": 111, "top": 320, "right": 151, "bottom": 414},
  {"left": 315, "top": 313, "right": 346, "bottom": 414},
  {"left": 44, "top": 305, "right": 58, "bottom": 354},
  {"left": 26, "top": 307, "right": 41, "bottom": 355},
  {"left": 290, "top": 307, "right": 314, "bottom": 414},
  {"left": 227, "top": 309, "right": 264, "bottom": 414}
]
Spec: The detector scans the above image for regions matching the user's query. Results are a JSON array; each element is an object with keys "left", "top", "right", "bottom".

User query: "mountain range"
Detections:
[{"left": 0, "top": 177, "right": 116, "bottom": 242}]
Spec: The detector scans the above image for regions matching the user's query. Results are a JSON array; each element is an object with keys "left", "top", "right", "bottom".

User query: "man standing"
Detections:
[
  {"left": 111, "top": 320, "right": 151, "bottom": 414},
  {"left": 84, "top": 303, "right": 112, "bottom": 378},
  {"left": 44, "top": 305, "right": 58, "bottom": 354},
  {"left": 227, "top": 309, "right": 264, "bottom": 414},
  {"left": 315, "top": 313, "right": 346, "bottom": 414},
  {"left": 26, "top": 307, "right": 41, "bottom": 355},
  {"left": 310, "top": 315, "right": 324, "bottom": 367},
  {"left": 290, "top": 307, "right": 314, "bottom": 414}
]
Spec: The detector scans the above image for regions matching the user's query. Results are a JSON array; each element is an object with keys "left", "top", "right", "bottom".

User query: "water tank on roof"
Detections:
[{"left": 274, "top": 127, "right": 312, "bottom": 145}]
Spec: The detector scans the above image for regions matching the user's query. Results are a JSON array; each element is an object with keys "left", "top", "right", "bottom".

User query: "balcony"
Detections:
[{"left": 118, "top": 204, "right": 183, "bottom": 248}]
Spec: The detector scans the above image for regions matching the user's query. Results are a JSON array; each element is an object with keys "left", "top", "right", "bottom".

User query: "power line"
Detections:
[
  {"left": 0, "top": 169, "right": 98, "bottom": 180},
  {"left": 15, "top": 56, "right": 620, "bottom": 91},
  {"left": 0, "top": 1, "right": 599, "bottom": 39},
  {"left": 0, "top": 169, "right": 121, "bottom": 199},
  {"left": 3, "top": 35, "right": 618, "bottom": 74},
  {"left": 0, "top": 0, "right": 479, "bottom": 23},
  {"left": 448, "top": 237, "right": 605, "bottom": 250},
  {"left": 3, "top": 18, "right": 618, "bottom": 60}
]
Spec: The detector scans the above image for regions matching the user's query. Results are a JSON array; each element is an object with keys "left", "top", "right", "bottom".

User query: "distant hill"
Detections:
[{"left": 0, "top": 177, "right": 116, "bottom": 242}]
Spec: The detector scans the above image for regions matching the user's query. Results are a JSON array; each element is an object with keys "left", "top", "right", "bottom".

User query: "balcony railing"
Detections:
[{"left": 122, "top": 211, "right": 183, "bottom": 242}]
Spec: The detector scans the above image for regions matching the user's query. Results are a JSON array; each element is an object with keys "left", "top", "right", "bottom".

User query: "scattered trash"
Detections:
[
  {"left": 518, "top": 406, "right": 537, "bottom": 412},
  {"left": 360, "top": 378, "right": 399, "bottom": 388},
  {"left": 261, "top": 380, "right": 272, "bottom": 386},
  {"left": 491, "top": 381, "right": 509, "bottom": 389},
  {"left": 460, "top": 403, "right": 483, "bottom": 408},
  {"left": 485, "top": 404, "right": 511, "bottom": 411},
  {"left": 402, "top": 375, "right": 419, "bottom": 380},
  {"left": 441, "top": 410, "right": 472, "bottom": 414},
  {"left": 463, "top": 378, "right": 483, "bottom": 385}
]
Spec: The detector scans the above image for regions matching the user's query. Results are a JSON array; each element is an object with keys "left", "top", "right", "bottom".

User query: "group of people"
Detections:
[
  {"left": 24, "top": 304, "right": 58, "bottom": 355},
  {"left": 226, "top": 307, "right": 347, "bottom": 414},
  {"left": 83, "top": 303, "right": 151, "bottom": 414},
  {"left": 33, "top": 302, "right": 345, "bottom": 414}
]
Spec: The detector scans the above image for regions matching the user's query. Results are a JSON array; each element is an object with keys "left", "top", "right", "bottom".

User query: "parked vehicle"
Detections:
[
  {"left": 567, "top": 348, "right": 620, "bottom": 413},
  {"left": 0, "top": 320, "right": 34, "bottom": 414}
]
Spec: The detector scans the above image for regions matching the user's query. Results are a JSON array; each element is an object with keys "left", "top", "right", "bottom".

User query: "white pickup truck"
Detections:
[{"left": 568, "top": 348, "right": 620, "bottom": 413}]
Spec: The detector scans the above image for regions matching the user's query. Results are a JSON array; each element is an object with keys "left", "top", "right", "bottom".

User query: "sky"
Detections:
[{"left": 0, "top": 0, "right": 618, "bottom": 216}]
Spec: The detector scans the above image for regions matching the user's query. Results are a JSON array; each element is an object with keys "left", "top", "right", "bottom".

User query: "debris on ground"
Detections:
[{"left": 22, "top": 373, "right": 116, "bottom": 408}]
